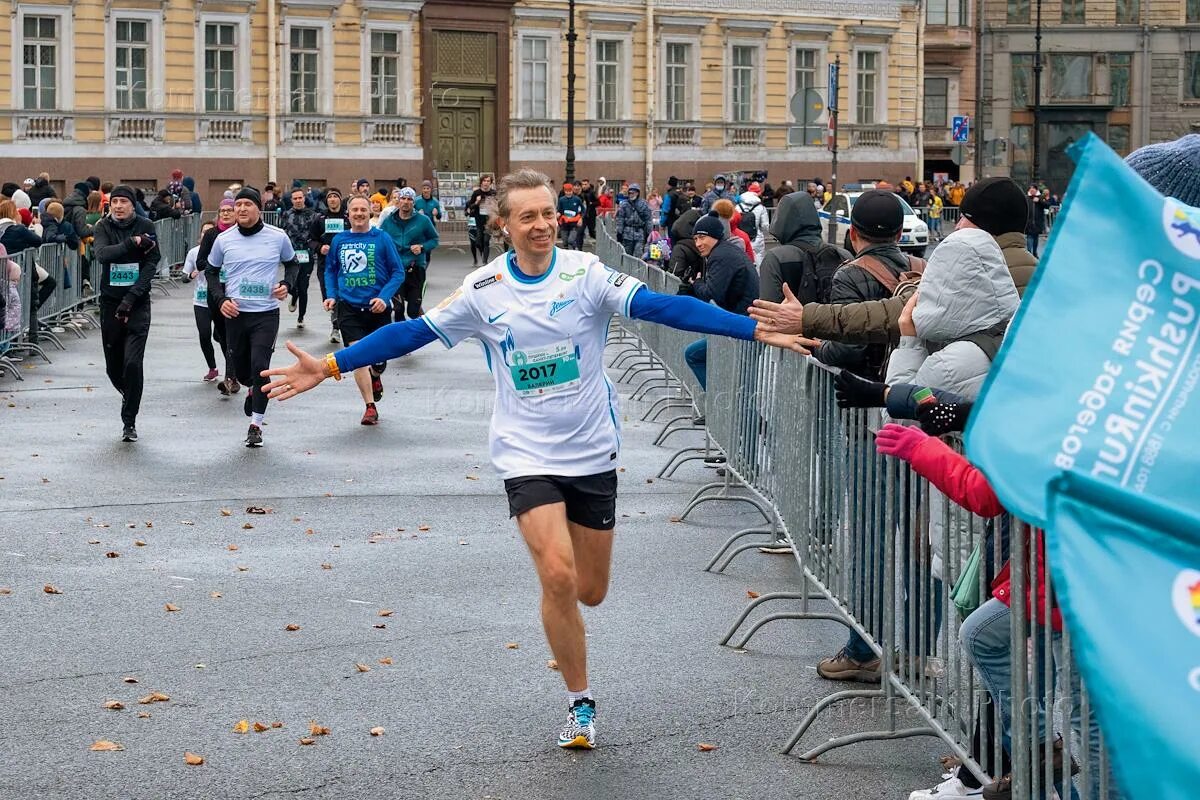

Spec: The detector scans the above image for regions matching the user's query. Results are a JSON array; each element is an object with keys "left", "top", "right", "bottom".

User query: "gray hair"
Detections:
[{"left": 495, "top": 169, "right": 554, "bottom": 219}]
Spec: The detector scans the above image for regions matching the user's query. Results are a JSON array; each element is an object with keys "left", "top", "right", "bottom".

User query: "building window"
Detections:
[
  {"left": 794, "top": 47, "right": 818, "bottom": 99},
  {"left": 924, "top": 77, "right": 948, "bottom": 127},
  {"left": 730, "top": 45, "right": 758, "bottom": 123},
  {"left": 1188, "top": 52, "right": 1200, "bottom": 100},
  {"left": 519, "top": 36, "right": 549, "bottom": 119},
  {"left": 1011, "top": 54, "right": 1032, "bottom": 108},
  {"left": 1007, "top": 0, "right": 1030, "bottom": 24},
  {"left": 1010, "top": 124, "right": 1032, "bottom": 186},
  {"left": 927, "top": 0, "right": 968, "bottom": 26},
  {"left": 856, "top": 50, "right": 878, "bottom": 125},
  {"left": 114, "top": 19, "right": 149, "bottom": 111},
  {"left": 1116, "top": 0, "right": 1140, "bottom": 24},
  {"left": 594, "top": 39, "right": 621, "bottom": 121},
  {"left": 1188, "top": 0, "right": 1200, "bottom": 23},
  {"left": 289, "top": 27, "right": 320, "bottom": 114},
  {"left": 22, "top": 15, "right": 58, "bottom": 110},
  {"left": 664, "top": 42, "right": 690, "bottom": 122},
  {"left": 1109, "top": 53, "right": 1131, "bottom": 107},
  {"left": 1061, "top": 0, "right": 1085, "bottom": 23},
  {"left": 370, "top": 31, "right": 400, "bottom": 116},
  {"left": 204, "top": 23, "right": 236, "bottom": 112},
  {"left": 1107, "top": 125, "right": 1130, "bottom": 156},
  {"left": 1050, "top": 53, "right": 1092, "bottom": 100}
]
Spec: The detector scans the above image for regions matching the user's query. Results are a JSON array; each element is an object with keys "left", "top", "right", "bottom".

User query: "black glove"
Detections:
[
  {"left": 138, "top": 234, "right": 157, "bottom": 251},
  {"left": 115, "top": 300, "right": 132, "bottom": 323},
  {"left": 917, "top": 401, "right": 974, "bottom": 436},
  {"left": 834, "top": 369, "right": 887, "bottom": 409},
  {"left": 675, "top": 282, "right": 695, "bottom": 297}
]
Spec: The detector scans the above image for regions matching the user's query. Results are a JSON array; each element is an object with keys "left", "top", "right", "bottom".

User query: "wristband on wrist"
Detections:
[{"left": 324, "top": 353, "right": 342, "bottom": 381}]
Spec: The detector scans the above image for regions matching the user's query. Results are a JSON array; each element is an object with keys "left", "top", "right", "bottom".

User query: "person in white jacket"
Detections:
[
  {"left": 737, "top": 184, "right": 771, "bottom": 265},
  {"left": 885, "top": 226, "right": 1019, "bottom": 594}
]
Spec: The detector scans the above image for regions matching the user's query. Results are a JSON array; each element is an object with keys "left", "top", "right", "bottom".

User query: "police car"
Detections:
[{"left": 820, "top": 186, "right": 930, "bottom": 257}]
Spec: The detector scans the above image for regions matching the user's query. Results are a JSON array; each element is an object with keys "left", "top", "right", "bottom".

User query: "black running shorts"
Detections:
[
  {"left": 337, "top": 301, "right": 392, "bottom": 345},
  {"left": 503, "top": 470, "right": 618, "bottom": 530}
]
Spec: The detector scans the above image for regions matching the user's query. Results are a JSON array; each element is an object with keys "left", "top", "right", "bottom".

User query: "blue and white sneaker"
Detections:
[{"left": 557, "top": 698, "right": 596, "bottom": 749}]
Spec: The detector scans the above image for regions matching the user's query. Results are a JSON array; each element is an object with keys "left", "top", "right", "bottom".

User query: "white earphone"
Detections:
[{"left": 502, "top": 226, "right": 510, "bottom": 235}]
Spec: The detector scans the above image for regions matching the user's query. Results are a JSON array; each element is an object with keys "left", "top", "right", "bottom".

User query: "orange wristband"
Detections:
[{"left": 325, "top": 353, "right": 342, "bottom": 381}]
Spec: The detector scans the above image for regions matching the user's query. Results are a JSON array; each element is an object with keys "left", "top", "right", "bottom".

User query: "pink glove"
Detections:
[{"left": 874, "top": 423, "right": 929, "bottom": 463}]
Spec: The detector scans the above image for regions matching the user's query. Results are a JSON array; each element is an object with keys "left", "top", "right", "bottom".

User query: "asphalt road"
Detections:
[{"left": 0, "top": 247, "right": 943, "bottom": 799}]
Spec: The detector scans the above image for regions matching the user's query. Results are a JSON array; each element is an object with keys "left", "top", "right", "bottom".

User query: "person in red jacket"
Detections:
[
  {"left": 711, "top": 198, "right": 756, "bottom": 263},
  {"left": 875, "top": 414, "right": 1104, "bottom": 800}
]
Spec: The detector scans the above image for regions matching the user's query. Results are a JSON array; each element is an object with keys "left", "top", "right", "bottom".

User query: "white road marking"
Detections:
[
  {"left": 167, "top": 576, "right": 195, "bottom": 581},
  {"left": 346, "top": 599, "right": 371, "bottom": 605}
]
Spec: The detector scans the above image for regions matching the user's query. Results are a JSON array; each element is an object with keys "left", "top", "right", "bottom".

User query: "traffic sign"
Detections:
[
  {"left": 828, "top": 63, "right": 839, "bottom": 111},
  {"left": 952, "top": 115, "right": 970, "bottom": 143}
]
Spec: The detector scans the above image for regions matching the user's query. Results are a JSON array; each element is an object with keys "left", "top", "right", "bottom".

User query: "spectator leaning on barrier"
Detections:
[
  {"left": 41, "top": 202, "right": 80, "bottom": 251},
  {"left": 667, "top": 208, "right": 704, "bottom": 283},
  {"left": 677, "top": 211, "right": 759, "bottom": 392},
  {"left": 93, "top": 185, "right": 161, "bottom": 443},
  {"left": 0, "top": 200, "right": 42, "bottom": 255},
  {"left": 758, "top": 191, "right": 850, "bottom": 305}
]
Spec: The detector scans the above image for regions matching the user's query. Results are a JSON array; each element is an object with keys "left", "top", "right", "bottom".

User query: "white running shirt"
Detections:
[
  {"left": 423, "top": 248, "right": 644, "bottom": 479},
  {"left": 186, "top": 246, "right": 209, "bottom": 308},
  {"left": 207, "top": 224, "right": 295, "bottom": 313}
]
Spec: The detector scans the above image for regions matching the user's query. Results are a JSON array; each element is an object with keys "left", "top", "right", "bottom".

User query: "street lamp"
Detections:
[
  {"left": 565, "top": 0, "right": 577, "bottom": 185},
  {"left": 1031, "top": 0, "right": 1043, "bottom": 185}
]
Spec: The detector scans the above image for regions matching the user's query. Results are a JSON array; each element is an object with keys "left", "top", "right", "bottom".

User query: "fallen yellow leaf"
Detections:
[
  {"left": 697, "top": 742, "right": 718, "bottom": 752},
  {"left": 236, "top": 566, "right": 249, "bottom": 572},
  {"left": 103, "top": 700, "right": 125, "bottom": 710},
  {"left": 134, "top": 540, "right": 147, "bottom": 547},
  {"left": 210, "top": 591, "right": 222, "bottom": 599},
  {"left": 0, "top": 587, "right": 11, "bottom": 595},
  {"left": 418, "top": 525, "right": 431, "bottom": 531},
  {"left": 308, "top": 722, "right": 330, "bottom": 736},
  {"left": 320, "top": 563, "right": 332, "bottom": 570},
  {"left": 184, "top": 752, "right": 204, "bottom": 766},
  {"left": 122, "top": 676, "right": 139, "bottom": 684},
  {"left": 138, "top": 692, "right": 170, "bottom": 705},
  {"left": 105, "top": 551, "right": 120, "bottom": 558},
  {"left": 504, "top": 642, "right": 519, "bottom": 650},
  {"left": 89, "top": 740, "right": 124, "bottom": 752},
  {"left": 373, "top": 623, "right": 387, "bottom": 629},
  {"left": 137, "top": 712, "right": 151, "bottom": 719},
  {"left": 164, "top": 603, "right": 181, "bottom": 612},
  {"left": 242, "top": 523, "right": 254, "bottom": 530},
  {"left": 220, "top": 509, "right": 232, "bottom": 517},
  {"left": 271, "top": 722, "right": 283, "bottom": 729},
  {"left": 547, "top": 659, "right": 559, "bottom": 671},
  {"left": 233, "top": 719, "right": 250, "bottom": 734},
  {"left": 299, "top": 737, "right": 316, "bottom": 745},
  {"left": 355, "top": 663, "right": 371, "bottom": 673},
  {"left": 369, "top": 726, "right": 385, "bottom": 737},
  {"left": 746, "top": 590, "right": 761, "bottom": 599},
  {"left": 285, "top": 624, "right": 301, "bottom": 631},
  {"left": 227, "top": 544, "right": 239, "bottom": 551}
]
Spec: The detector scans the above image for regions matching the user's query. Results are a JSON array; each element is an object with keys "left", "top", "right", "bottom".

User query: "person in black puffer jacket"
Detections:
[{"left": 667, "top": 208, "right": 704, "bottom": 282}]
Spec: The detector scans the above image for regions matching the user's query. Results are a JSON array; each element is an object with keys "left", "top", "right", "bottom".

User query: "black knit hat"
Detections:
[
  {"left": 851, "top": 190, "right": 904, "bottom": 237},
  {"left": 235, "top": 186, "right": 262, "bottom": 209},
  {"left": 109, "top": 184, "right": 138, "bottom": 204},
  {"left": 960, "top": 177, "right": 1029, "bottom": 236},
  {"left": 692, "top": 211, "right": 725, "bottom": 241}
]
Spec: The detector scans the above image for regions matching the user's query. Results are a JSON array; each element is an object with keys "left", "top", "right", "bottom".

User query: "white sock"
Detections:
[
  {"left": 251, "top": 412, "right": 264, "bottom": 427},
  {"left": 566, "top": 688, "right": 592, "bottom": 705}
]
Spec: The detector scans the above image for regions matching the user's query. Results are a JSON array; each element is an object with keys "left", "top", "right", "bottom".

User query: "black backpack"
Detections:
[
  {"left": 736, "top": 202, "right": 759, "bottom": 240},
  {"left": 773, "top": 240, "right": 848, "bottom": 304}
]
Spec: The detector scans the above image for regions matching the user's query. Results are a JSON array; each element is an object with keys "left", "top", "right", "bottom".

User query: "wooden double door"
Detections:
[{"left": 435, "top": 89, "right": 495, "bottom": 174}]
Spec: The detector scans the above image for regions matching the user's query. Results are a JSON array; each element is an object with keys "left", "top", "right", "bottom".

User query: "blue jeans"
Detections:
[
  {"left": 960, "top": 598, "right": 1117, "bottom": 800},
  {"left": 685, "top": 338, "right": 707, "bottom": 390},
  {"left": 1026, "top": 233, "right": 1040, "bottom": 257}
]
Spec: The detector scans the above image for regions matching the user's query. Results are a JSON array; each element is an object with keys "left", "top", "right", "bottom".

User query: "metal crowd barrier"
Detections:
[
  {"left": 595, "top": 216, "right": 1118, "bottom": 800},
  {"left": 1, "top": 213, "right": 200, "bottom": 382}
]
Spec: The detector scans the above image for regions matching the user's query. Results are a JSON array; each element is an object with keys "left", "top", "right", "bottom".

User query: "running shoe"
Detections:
[
  {"left": 227, "top": 377, "right": 241, "bottom": 394},
  {"left": 361, "top": 404, "right": 379, "bottom": 426},
  {"left": 203, "top": 368, "right": 219, "bottom": 382},
  {"left": 297, "top": 318, "right": 305, "bottom": 329},
  {"left": 288, "top": 296, "right": 298, "bottom": 313},
  {"left": 245, "top": 424, "right": 263, "bottom": 448},
  {"left": 330, "top": 329, "right": 341, "bottom": 345},
  {"left": 907, "top": 767, "right": 983, "bottom": 800},
  {"left": 371, "top": 372, "right": 383, "bottom": 402},
  {"left": 557, "top": 698, "right": 596, "bottom": 749},
  {"left": 121, "top": 424, "right": 138, "bottom": 443}
]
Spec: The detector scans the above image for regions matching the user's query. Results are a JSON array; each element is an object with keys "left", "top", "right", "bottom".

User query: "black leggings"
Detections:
[
  {"left": 469, "top": 226, "right": 491, "bottom": 263},
  {"left": 99, "top": 297, "right": 150, "bottom": 426},
  {"left": 193, "top": 305, "right": 227, "bottom": 371},
  {"left": 294, "top": 262, "right": 314, "bottom": 321},
  {"left": 225, "top": 308, "right": 279, "bottom": 416},
  {"left": 393, "top": 265, "right": 426, "bottom": 322}
]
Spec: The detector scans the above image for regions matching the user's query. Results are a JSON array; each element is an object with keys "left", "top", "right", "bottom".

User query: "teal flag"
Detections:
[{"left": 967, "top": 134, "right": 1200, "bottom": 799}]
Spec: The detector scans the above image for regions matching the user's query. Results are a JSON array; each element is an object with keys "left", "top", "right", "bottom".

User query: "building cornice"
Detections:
[
  {"left": 513, "top": 7, "right": 568, "bottom": 21},
  {"left": 722, "top": 18, "right": 776, "bottom": 33},
  {"left": 656, "top": 15, "right": 711, "bottom": 31},
  {"left": 585, "top": 10, "right": 641, "bottom": 28}
]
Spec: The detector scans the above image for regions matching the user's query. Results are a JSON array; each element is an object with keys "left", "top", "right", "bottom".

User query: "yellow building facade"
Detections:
[{"left": 1, "top": 0, "right": 924, "bottom": 206}]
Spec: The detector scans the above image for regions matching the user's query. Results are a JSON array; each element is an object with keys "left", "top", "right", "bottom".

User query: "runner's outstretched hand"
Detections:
[
  {"left": 753, "top": 327, "right": 812, "bottom": 355},
  {"left": 261, "top": 341, "right": 327, "bottom": 401}
]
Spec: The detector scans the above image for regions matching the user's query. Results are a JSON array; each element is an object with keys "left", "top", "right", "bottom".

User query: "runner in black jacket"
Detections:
[{"left": 308, "top": 188, "right": 349, "bottom": 344}]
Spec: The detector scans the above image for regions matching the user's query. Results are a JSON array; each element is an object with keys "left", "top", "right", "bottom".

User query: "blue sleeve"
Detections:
[
  {"left": 628, "top": 286, "right": 756, "bottom": 341},
  {"left": 376, "top": 236, "right": 407, "bottom": 303},
  {"left": 335, "top": 318, "right": 438, "bottom": 373},
  {"left": 324, "top": 235, "right": 341, "bottom": 301},
  {"left": 885, "top": 383, "right": 969, "bottom": 419},
  {"left": 659, "top": 194, "right": 672, "bottom": 226}
]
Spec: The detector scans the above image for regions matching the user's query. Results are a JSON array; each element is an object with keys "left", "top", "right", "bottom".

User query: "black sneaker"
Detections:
[
  {"left": 244, "top": 391, "right": 253, "bottom": 417},
  {"left": 245, "top": 424, "right": 263, "bottom": 448},
  {"left": 121, "top": 424, "right": 138, "bottom": 442}
]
